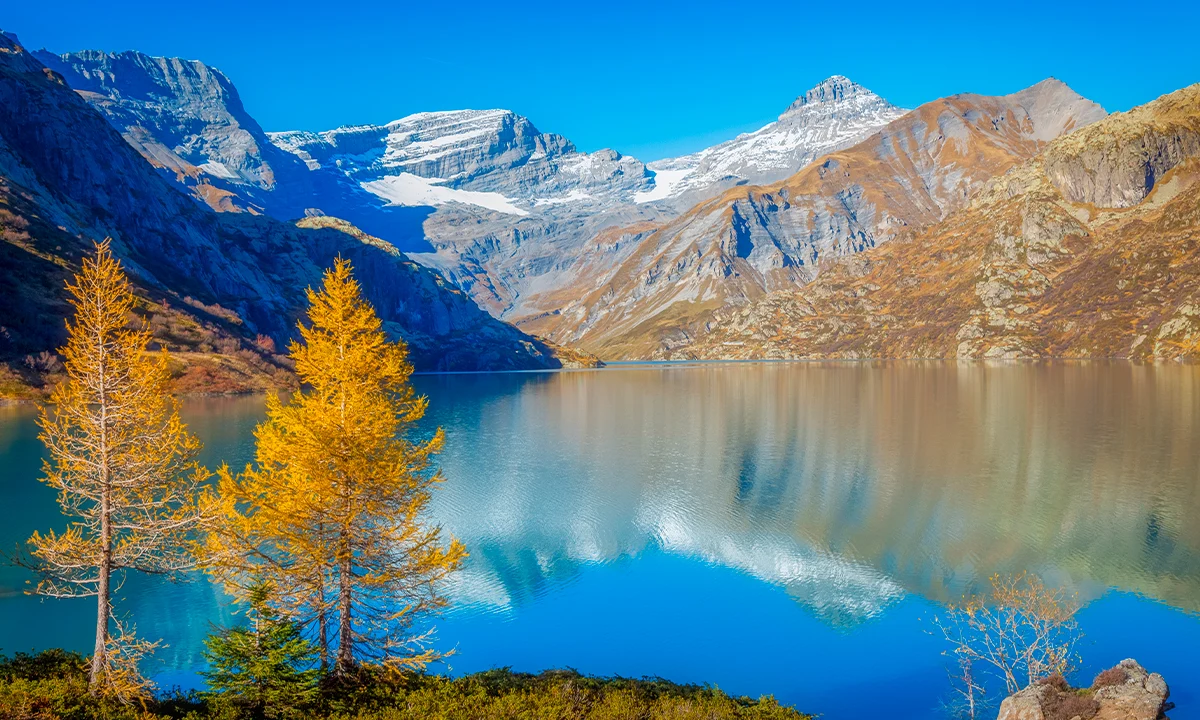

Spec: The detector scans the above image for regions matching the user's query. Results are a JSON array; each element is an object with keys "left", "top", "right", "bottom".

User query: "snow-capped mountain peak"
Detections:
[
  {"left": 635, "top": 76, "right": 908, "bottom": 205},
  {"left": 781, "top": 74, "right": 869, "bottom": 114},
  {"left": 268, "top": 108, "right": 650, "bottom": 216}
]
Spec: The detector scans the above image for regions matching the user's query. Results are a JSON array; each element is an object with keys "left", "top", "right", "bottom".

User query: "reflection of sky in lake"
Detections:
[{"left": 2, "top": 362, "right": 1199, "bottom": 719}]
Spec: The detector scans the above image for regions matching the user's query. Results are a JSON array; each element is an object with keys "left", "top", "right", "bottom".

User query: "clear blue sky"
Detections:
[{"left": 4, "top": 1, "right": 1199, "bottom": 161}]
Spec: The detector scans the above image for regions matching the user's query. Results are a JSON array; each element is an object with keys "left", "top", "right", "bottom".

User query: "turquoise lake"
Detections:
[{"left": 1, "top": 362, "right": 1198, "bottom": 719}]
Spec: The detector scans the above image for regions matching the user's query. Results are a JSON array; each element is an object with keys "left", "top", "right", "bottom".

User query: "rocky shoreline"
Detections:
[{"left": 998, "top": 660, "right": 1172, "bottom": 720}]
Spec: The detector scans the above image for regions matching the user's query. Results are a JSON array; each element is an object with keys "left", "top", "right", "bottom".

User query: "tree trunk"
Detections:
[
  {"left": 335, "top": 530, "right": 354, "bottom": 675},
  {"left": 317, "top": 591, "right": 329, "bottom": 672},
  {"left": 89, "top": 348, "right": 112, "bottom": 693},
  {"left": 314, "top": 528, "right": 330, "bottom": 671},
  {"left": 90, "top": 481, "right": 111, "bottom": 690}
]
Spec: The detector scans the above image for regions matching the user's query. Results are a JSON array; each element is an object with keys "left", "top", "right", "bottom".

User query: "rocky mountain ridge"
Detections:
[
  {"left": 269, "top": 108, "right": 654, "bottom": 211},
  {"left": 638, "top": 75, "right": 908, "bottom": 208},
  {"left": 677, "top": 82, "right": 1200, "bottom": 362},
  {"left": 33, "top": 46, "right": 907, "bottom": 321},
  {"left": 517, "top": 79, "right": 1107, "bottom": 358},
  {"left": 32, "top": 47, "right": 317, "bottom": 216}
]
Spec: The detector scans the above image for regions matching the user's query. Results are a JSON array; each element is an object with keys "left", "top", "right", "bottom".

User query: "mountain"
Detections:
[
  {"left": 31, "top": 48, "right": 317, "bottom": 215},
  {"left": 268, "top": 108, "right": 654, "bottom": 210},
  {"left": 635, "top": 76, "right": 908, "bottom": 208},
  {"left": 516, "top": 79, "right": 1108, "bottom": 358},
  {"left": 265, "top": 78, "right": 908, "bottom": 318},
  {"left": 30, "top": 47, "right": 462, "bottom": 253},
  {"left": 266, "top": 109, "right": 668, "bottom": 315},
  {"left": 0, "top": 32, "right": 573, "bottom": 396},
  {"left": 35, "top": 50, "right": 906, "bottom": 322},
  {"left": 678, "top": 83, "right": 1200, "bottom": 361}
]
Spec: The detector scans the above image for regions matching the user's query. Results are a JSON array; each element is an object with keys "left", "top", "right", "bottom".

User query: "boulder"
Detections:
[{"left": 996, "top": 660, "right": 1171, "bottom": 720}]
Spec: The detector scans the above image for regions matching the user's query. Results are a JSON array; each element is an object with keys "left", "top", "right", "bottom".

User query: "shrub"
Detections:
[
  {"left": 1091, "top": 666, "right": 1128, "bottom": 690},
  {"left": 0, "top": 650, "right": 814, "bottom": 720},
  {"left": 201, "top": 586, "right": 319, "bottom": 719},
  {"left": 22, "top": 350, "right": 63, "bottom": 374},
  {"left": 1037, "top": 673, "right": 1070, "bottom": 693},
  {"left": 253, "top": 335, "right": 276, "bottom": 354},
  {"left": 1040, "top": 690, "right": 1100, "bottom": 720}
]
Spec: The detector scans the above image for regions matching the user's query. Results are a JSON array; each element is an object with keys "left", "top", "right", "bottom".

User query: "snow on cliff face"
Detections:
[
  {"left": 268, "top": 109, "right": 652, "bottom": 215},
  {"left": 267, "top": 77, "right": 904, "bottom": 221},
  {"left": 637, "top": 76, "right": 908, "bottom": 205}
]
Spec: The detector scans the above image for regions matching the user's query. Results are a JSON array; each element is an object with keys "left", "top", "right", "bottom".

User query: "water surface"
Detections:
[{"left": 1, "top": 362, "right": 1198, "bottom": 718}]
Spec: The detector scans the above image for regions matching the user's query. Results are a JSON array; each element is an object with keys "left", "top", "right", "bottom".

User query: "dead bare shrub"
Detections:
[{"left": 936, "top": 573, "right": 1083, "bottom": 717}]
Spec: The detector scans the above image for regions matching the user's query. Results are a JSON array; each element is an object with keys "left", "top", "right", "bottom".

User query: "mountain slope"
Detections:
[
  {"left": 636, "top": 76, "right": 908, "bottom": 208},
  {"left": 0, "top": 33, "right": 568, "bottom": 394},
  {"left": 680, "top": 84, "right": 1200, "bottom": 361},
  {"left": 34, "top": 52, "right": 908, "bottom": 324},
  {"left": 32, "top": 48, "right": 317, "bottom": 215},
  {"left": 268, "top": 108, "right": 669, "bottom": 315},
  {"left": 517, "top": 79, "right": 1107, "bottom": 358}
]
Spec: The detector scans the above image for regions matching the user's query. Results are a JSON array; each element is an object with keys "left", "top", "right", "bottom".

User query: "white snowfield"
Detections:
[{"left": 362, "top": 173, "right": 529, "bottom": 216}]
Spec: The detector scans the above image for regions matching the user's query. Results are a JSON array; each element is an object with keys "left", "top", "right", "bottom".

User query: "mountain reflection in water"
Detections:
[{"left": 423, "top": 362, "right": 1200, "bottom": 624}]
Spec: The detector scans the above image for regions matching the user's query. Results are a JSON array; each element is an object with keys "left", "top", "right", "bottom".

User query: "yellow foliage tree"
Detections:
[
  {"left": 27, "top": 240, "right": 206, "bottom": 698},
  {"left": 204, "top": 258, "right": 465, "bottom": 675}
]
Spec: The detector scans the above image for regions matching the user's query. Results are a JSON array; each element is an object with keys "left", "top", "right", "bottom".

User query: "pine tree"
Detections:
[
  {"left": 204, "top": 258, "right": 465, "bottom": 676},
  {"left": 26, "top": 240, "right": 206, "bottom": 697},
  {"left": 202, "top": 584, "right": 319, "bottom": 719}
]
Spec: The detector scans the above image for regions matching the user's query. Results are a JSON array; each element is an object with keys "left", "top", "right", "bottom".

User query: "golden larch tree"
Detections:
[
  {"left": 27, "top": 240, "right": 206, "bottom": 697},
  {"left": 204, "top": 258, "right": 464, "bottom": 675}
]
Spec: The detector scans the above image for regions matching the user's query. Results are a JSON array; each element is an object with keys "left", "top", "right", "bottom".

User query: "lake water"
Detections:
[{"left": 1, "top": 362, "right": 1198, "bottom": 719}]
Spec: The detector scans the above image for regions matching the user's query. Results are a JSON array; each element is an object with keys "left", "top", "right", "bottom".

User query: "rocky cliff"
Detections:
[
  {"left": 32, "top": 47, "right": 318, "bottom": 216},
  {"left": 0, "top": 32, "right": 566, "bottom": 394},
  {"left": 997, "top": 660, "right": 1172, "bottom": 720},
  {"left": 677, "top": 83, "right": 1200, "bottom": 362},
  {"left": 517, "top": 79, "right": 1106, "bottom": 358}
]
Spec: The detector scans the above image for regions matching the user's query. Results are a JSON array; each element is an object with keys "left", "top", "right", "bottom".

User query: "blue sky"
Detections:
[{"left": 4, "top": 1, "right": 1199, "bottom": 161}]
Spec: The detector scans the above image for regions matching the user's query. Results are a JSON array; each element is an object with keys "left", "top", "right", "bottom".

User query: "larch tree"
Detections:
[
  {"left": 26, "top": 240, "right": 206, "bottom": 697},
  {"left": 203, "top": 258, "right": 465, "bottom": 676}
]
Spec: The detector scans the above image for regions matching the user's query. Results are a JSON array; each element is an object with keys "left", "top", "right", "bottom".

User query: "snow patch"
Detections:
[
  {"left": 634, "top": 168, "right": 693, "bottom": 203},
  {"left": 198, "top": 161, "right": 238, "bottom": 180},
  {"left": 533, "top": 189, "right": 593, "bottom": 206},
  {"left": 362, "top": 173, "right": 528, "bottom": 216}
]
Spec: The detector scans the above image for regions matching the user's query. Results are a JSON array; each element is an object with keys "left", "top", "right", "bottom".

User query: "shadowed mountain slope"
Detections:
[{"left": 0, "top": 33, "right": 569, "bottom": 395}]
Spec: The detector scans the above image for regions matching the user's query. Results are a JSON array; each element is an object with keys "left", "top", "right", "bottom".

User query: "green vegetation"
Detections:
[
  {"left": 0, "top": 649, "right": 812, "bottom": 720},
  {"left": 200, "top": 586, "right": 320, "bottom": 719}
]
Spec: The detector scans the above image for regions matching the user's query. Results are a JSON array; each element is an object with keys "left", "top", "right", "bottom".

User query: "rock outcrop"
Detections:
[{"left": 997, "top": 660, "right": 1172, "bottom": 720}]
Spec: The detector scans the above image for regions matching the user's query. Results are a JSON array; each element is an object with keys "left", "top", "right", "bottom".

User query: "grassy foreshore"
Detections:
[{"left": 0, "top": 649, "right": 811, "bottom": 720}]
